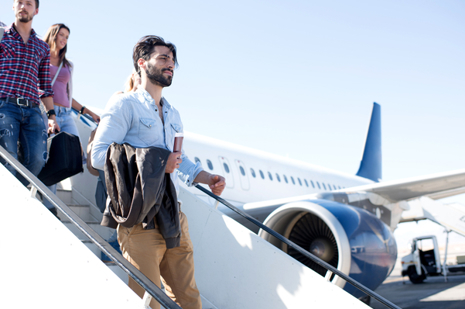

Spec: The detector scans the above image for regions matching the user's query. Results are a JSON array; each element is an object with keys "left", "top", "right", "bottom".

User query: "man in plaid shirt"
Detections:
[{"left": 0, "top": 0, "right": 59, "bottom": 190}]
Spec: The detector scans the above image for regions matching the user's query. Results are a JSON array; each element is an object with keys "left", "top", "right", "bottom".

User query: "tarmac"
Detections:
[{"left": 370, "top": 265, "right": 465, "bottom": 308}]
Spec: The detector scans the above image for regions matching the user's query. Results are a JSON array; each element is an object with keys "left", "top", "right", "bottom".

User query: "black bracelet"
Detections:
[
  {"left": 46, "top": 109, "right": 56, "bottom": 118},
  {"left": 80, "top": 106, "right": 86, "bottom": 114}
]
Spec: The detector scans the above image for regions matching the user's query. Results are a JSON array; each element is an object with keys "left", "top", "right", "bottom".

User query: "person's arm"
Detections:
[
  {"left": 92, "top": 96, "right": 131, "bottom": 170},
  {"left": 166, "top": 152, "right": 226, "bottom": 196},
  {"left": 86, "top": 129, "right": 100, "bottom": 176},
  {"left": 72, "top": 98, "right": 101, "bottom": 123},
  {"left": 41, "top": 96, "right": 59, "bottom": 134},
  {"left": 193, "top": 171, "right": 226, "bottom": 196},
  {"left": 38, "top": 48, "right": 59, "bottom": 133}
]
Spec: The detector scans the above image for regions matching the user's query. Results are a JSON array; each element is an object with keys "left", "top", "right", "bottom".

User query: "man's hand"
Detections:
[
  {"left": 208, "top": 174, "right": 226, "bottom": 196},
  {"left": 165, "top": 151, "right": 182, "bottom": 173},
  {"left": 48, "top": 118, "right": 60, "bottom": 134}
]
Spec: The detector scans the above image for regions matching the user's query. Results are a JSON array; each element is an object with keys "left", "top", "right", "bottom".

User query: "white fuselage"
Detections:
[{"left": 181, "top": 131, "right": 373, "bottom": 205}]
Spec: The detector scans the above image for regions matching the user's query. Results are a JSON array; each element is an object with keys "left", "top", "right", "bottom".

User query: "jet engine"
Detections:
[{"left": 258, "top": 199, "right": 397, "bottom": 298}]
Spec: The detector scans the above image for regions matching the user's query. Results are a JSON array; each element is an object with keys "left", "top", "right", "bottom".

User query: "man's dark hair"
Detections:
[
  {"left": 13, "top": 0, "right": 39, "bottom": 9},
  {"left": 133, "top": 35, "right": 178, "bottom": 76}
]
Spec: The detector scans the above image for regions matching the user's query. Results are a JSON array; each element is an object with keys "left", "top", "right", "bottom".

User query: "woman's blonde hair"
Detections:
[{"left": 124, "top": 71, "right": 141, "bottom": 93}]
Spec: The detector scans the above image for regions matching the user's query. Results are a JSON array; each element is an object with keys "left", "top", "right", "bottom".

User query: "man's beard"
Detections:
[
  {"left": 145, "top": 62, "right": 173, "bottom": 87},
  {"left": 17, "top": 11, "right": 33, "bottom": 23}
]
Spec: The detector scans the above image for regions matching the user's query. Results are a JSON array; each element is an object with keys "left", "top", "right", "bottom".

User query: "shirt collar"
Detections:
[
  {"left": 136, "top": 88, "right": 172, "bottom": 110},
  {"left": 7, "top": 23, "right": 37, "bottom": 41}
]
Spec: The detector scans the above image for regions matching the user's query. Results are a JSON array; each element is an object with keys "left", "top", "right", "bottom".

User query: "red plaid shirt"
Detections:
[{"left": 0, "top": 23, "right": 53, "bottom": 104}]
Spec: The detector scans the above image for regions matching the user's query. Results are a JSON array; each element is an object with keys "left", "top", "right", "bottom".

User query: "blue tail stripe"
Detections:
[{"left": 356, "top": 103, "right": 382, "bottom": 182}]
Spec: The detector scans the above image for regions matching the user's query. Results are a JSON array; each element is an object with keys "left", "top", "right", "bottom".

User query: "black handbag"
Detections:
[{"left": 38, "top": 132, "right": 83, "bottom": 186}]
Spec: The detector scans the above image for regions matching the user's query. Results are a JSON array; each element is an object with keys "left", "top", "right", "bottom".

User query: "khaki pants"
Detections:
[{"left": 117, "top": 212, "right": 202, "bottom": 309}]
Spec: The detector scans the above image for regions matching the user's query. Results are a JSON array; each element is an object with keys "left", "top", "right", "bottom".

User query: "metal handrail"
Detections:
[
  {"left": 0, "top": 146, "right": 181, "bottom": 309},
  {"left": 195, "top": 184, "right": 401, "bottom": 309},
  {"left": 71, "top": 107, "right": 99, "bottom": 126}
]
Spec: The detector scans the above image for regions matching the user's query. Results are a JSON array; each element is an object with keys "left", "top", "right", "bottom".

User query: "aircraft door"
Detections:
[
  {"left": 218, "top": 156, "right": 234, "bottom": 189},
  {"left": 235, "top": 159, "right": 250, "bottom": 191}
]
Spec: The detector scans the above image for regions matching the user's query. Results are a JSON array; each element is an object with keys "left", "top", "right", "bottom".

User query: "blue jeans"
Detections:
[
  {"left": 53, "top": 105, "right": 80, "bottom": 137},
  {"left": 44, "top": 105, "right": 82, "bottom": 210},
  {"left": 0, "top": 99, "right": 47, "bottom": 186}
]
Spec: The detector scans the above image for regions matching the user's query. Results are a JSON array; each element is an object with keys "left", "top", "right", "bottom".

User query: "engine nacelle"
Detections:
[{"left": 258, "top": 199, "right": 397, "bottom": 298}]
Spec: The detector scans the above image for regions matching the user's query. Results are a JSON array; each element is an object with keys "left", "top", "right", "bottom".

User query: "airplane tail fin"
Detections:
[{"left": 356, "top": 103, "right": 382, "bottom": 182}]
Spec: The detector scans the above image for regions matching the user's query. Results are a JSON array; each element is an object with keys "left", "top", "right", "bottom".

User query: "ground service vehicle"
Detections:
[{"left": 401, "top": 235, "right": 465, "bottom": 283}]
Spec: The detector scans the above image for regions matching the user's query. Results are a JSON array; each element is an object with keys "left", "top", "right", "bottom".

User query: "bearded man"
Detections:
[
  {"left": 0, "top": 0, "right": 59, "bottom": 188},
  {"left": 91, "top": 35, "right": 225, "bottom": 309}
]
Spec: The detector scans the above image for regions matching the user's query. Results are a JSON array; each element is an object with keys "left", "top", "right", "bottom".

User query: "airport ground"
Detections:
[{"left": 370, "top": 245, "right": 465, "bottom": 309}]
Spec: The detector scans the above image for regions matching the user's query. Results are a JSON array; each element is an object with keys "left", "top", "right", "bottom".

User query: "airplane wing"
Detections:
[
  {"left": 237, "top": 168, "right": 465, "bottom": 233},
  {"left": 344, "top": 168, "right": 465, "bottom": 203}
]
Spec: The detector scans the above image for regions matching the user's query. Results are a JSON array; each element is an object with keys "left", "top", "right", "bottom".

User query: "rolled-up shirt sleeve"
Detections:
[
  {"left": 177, "top": 151, "right": 203, "bottom": 187},
  {"left": 92, "top": 96, "right": 132, "bottom": 170}
]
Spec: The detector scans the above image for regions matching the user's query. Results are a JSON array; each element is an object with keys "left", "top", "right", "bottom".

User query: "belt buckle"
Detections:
[{"left": 16, "top": 98, "right": 29, "bottom": 107}]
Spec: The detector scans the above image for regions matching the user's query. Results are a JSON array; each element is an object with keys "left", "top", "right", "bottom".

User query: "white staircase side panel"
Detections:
[
  {"left": 178, "top": 188, "right": 369, "bottom": 309},
  {"left": 0, "top": 165, "right": 147, "bottom": 309},
  {"left": 404, "top": 197, "right": 465, "bottom": 237}
]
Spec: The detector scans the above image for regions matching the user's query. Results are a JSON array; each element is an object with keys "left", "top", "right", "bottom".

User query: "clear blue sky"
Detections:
[{"left": 2, "top": 0, "right": 464, "bottom": 206}]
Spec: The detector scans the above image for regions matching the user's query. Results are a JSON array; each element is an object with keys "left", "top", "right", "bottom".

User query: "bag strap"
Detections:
[{"left": 51, "top": 61, "right": 63, "bottom": 86}]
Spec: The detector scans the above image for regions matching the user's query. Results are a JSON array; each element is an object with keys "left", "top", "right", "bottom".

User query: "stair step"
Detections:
[
  {"left": 56, "top": 189, "right": 73, "bottom": 204},
  {"left": 57, "top": 204, "right": 95, "bottom": 222},
  {"left": 63, "top": 221, "right": 115, "bottom": 240}
]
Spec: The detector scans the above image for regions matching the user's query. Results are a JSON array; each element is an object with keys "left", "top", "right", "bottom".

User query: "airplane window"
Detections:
[
  {"left": 194, "top": 157, "right": 201, "bottom": 164},
  {"left": 338, "top": 185, "right": 342, "bottom": 189},
  {"left": 259, "top": 170, "right": 265, "bottom": 179},
  {"left": 283, "top": 175, "right": 288, "bottom": 183},
  {"left": 322, "top": 183, "right": 327, "bottom": 190},
  {"left": 316, "top": 182, "right": 321, "bottom": 189},
  {"left": 328, "top": 184, "right": 332, "bottom": 191},
  {"left": 310, "top": 180, "right": 315, "bottom": 188},
  {"left": 239, "top": 166, "right": 246, "bottom": 176},
  {"left": 268, "top": 172, "right": 273, "bottom": 181},
  {"left": 207, "top": 159, "right": 214, "bottom": 170},
  {"left": 304, "top": 179, "right": 309, "bottom": 187},
  {"left": 298, "top": 178, "right": 302, "bottom": 186},
  {"left": 276, "top": 173, "right": 281, "bottom": 182},
  {"left": 223, "top": 163, "right": 230, "bottom": 173},
  {"left": 333, "top": 184, "right": 338, "bottom": 190},
  {"left": 250, "top": 168, "right": 256, "bottom": 178},
  {"left": 291, "top": 177, "right": 295, "bottom": 185}
]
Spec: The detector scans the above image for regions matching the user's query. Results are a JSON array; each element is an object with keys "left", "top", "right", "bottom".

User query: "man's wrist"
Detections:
[{"left": 46, "top": 109, "right": 56, "bottom": 119}]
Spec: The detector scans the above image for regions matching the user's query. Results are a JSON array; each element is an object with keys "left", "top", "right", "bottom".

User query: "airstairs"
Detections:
[
  {"left": 0, "top": 159, "right": 373, "bottom": 309},
  {"left": 0, "top": 111, "right": 402, "bottom": 308}
]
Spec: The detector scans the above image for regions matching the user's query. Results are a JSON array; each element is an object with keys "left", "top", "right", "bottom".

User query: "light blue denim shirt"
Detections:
[{"left": 91, "top": 88, "right": 203, "bottom": 188}]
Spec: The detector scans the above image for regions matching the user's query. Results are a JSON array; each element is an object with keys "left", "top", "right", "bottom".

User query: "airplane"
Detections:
[
  {"left": 172, "top": 102, "right": 465, "bottom": 302},
  {"left": 75, "top": 102, "right": 465, "bottom": 304}
]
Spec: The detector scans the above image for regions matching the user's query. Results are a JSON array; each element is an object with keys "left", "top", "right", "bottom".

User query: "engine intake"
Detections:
[{"left": 258, "top": 199, "right": 397, "bottom": 297}]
